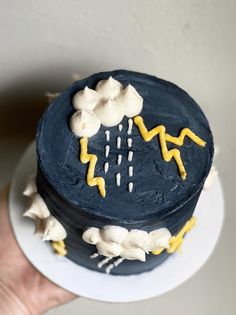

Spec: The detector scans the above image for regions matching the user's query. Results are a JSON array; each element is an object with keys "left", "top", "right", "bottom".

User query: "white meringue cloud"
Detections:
[
  {"left": 82, "top": 227, "right": 100, "bottom": 245},
  {"left": 70, "top": 109, "right": 101, "bottom": 138},
  {"left": 116, "top": 84, "right": 143, "bottom": 118},
  {"left": 73, "top": 86, "right": 99, "bottom": 111},
  {"left": 95, "top": 99, "right": 124, "bottom": 127},
  {"left": 24, "top": 193, "right": 50, "bottom": 220},
  {"left": 96, "top": 241, "right": 122, "bottom": 258},
  {"left": 40, "top": 216, "right": 67, "bottom": 242},
  {"left": 70, "top": 77, "right": 143, "bottom": 137},
  {"left": 82, "top": 225, "right": 171, "bottom": 261},
  {"left": 95, "top": 76, "right": 123, "bottom": 99},
  {"left": 23, "top": 175, "right": 67, "bottom": 242},
  {"left": 23, "top": 173, "right": 37, "bottom": 197}
]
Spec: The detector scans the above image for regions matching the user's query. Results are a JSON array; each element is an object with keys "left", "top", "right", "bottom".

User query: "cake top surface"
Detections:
[{"left": 37, "top": 70, "right": 214, "bottom": 224}]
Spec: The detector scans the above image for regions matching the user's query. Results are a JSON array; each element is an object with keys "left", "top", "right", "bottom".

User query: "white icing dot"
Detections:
[
  {"left": 90, "top": 252, "right": 99, "bottom": 259},
  {"left": 128, "top": 182, "right": 134, "bottom": 193},
  {"left": 105, "top": 145, "right": 110, "bottom": 158},
  {"left": 118, "top": 124, "right": 123, "bottom": 132},
  {"left": 97, "top": 257, "right": 112, "bottom": 269},
  {"left": 127, "top": 138, "right": 132, "bottom": 148},
  {"left": 128, "top": 151, "right": 133, "bottom": 162},
  {"left": 116, "top": 173, "right": 121, "bottom": 186},
  {"left": 104, "top": 162, "right": 109, "bottom": 174},
  {"left": 105, "top": 130, "right": 110, "bottom": 142},
  {"left": 128, "top": 166, "right": 133, "bottom": 177},
  {"left": 117, "top": 154, "right": 122, "bottom": 165},
  {"left": 117, "top": 136, "right": 121, "bottom": 149},
  {"left": 127, "top": 119, "right": 133, "bottom": 135}
]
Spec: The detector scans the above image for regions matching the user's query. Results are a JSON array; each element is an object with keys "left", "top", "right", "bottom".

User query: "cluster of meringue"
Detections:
[
  {"left": 70, "top": 77, "right": 143, "bottom": 138},
  {"left": 82, "top": 225, "right": 171, "bottom": 261},
  {"left": 23, "top": 174, "right": 67, "bottom": 242}
]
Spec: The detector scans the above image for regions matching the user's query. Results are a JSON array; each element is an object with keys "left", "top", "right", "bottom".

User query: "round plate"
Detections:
[{"left": 9, "top": 142, "right": 224, "bottom": 302}]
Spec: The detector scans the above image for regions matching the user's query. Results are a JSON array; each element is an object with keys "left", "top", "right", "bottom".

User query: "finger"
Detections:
[
  {"left": 47, "top": 280, "right": 77, "bottom": 304},
  {"left": 0, "top": 185, "right": 11, "bottom": 235},
  {"left": 53, "top": 285, "right": 77, "bottom": 304},
  {"left": 0, "top": 184, "right": 25, "bottom": 258},
  {"left": 0, "top": 184, "right": 10, "bottom": 209},
  {"left": 38, "top": 278, "right": 77, "bottom": 313}
]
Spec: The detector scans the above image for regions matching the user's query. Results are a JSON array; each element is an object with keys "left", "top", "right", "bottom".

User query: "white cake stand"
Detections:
[{"left": 9, "top": 142, "right": 224, "bottom": 303}]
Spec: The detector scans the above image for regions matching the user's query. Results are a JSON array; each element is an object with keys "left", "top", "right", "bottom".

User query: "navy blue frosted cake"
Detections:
[{"left": 23, "top": 70, "right": 214, "bottom": 275}]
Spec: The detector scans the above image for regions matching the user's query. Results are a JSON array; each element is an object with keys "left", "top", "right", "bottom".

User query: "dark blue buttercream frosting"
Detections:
[{"left": 36, "top": 70, "right": 214, "bottom": 275}]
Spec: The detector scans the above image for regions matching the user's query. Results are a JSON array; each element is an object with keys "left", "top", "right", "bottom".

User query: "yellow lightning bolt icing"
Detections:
[
  {"left": 80, "top": 137, "right": 106, "bottom": 198},
  {"left": 52, "top": 240, "right": 67, "bottom": 256},
  {"left": 152, "top": 217, "right": 196, "bottom": 255},
  {"left": 133, "top": 116, "right": 206, "bottom": 180}
]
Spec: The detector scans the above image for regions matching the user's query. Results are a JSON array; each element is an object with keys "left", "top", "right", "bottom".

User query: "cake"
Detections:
[{"left": 23, "top": 70, "right": 214, "bottom": 275}]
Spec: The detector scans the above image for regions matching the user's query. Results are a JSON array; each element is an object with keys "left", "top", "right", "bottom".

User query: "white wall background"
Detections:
[{"left": 0, "top": 1, "right": 235, "bottom": 314}]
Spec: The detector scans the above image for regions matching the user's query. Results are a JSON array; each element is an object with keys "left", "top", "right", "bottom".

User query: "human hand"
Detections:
[{"left": 0, "top": 186, "right": 76, "bottom": 315}]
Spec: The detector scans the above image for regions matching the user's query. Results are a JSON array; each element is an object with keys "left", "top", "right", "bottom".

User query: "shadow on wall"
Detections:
[
  {"left": 0, "top": 82, "right": 47, "bottom": 141},
  {"left": 0, "top": 65, "right": 89, "bottom": 185},
  {"left": 0, "top": 66, "right": 86, "bottom": 139}
]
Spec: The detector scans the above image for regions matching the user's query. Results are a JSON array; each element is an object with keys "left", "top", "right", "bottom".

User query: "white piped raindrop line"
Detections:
[
  {"left": 105, "top": 264, "right": 113, "bottom": 275},
  {"left": 128, "top": 151, "right": 133, "bottom": 162},
  {"left": 97, "top": 257, "right": 112, "bottom": 269},
  {"left": 116, "top": 173, "right": 121, "bottom": 186},
  {"left": 90, "top": 252, "right": 99, "bottom": 259},
  {"left": 117, "top": 136, "right": 121, "bottom": 149},
  {"left": 114, "top": 257, "right": 125, "bottom": 266},
  {"left": 104, "top": 162, "right": 109, "bottom": 174},
  {"left": 105, "top": 145, "right": 110, "bottom": 158},
  {"left": 105, "top": 130, "right": 110, "bottom": 142},
  {"left": 118, "top": 124, "right": 123, "bottom": 132},
  {"left": 105, "top": 257, "right": 125, "bottom": 274},
  {"left": 104, "top": 131, "right": 110, "bottom": 175},
  {"left": 117, "top": 154, "right": 122, "bottom": 165},
  {"left": 128, "top": 166, "right": 133, "bottom": 177},
  {"left": 126, "top": 132, "right": 134, "bottom": 192},
  {"left": 127, "top": 138, "right": 132, "bottom": 148},
  {"left": 128, "top": 182, "right": 134, "bottom": 193},
  {"left": 127, "top": 119, "right": 133, "bottom": 135}
]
